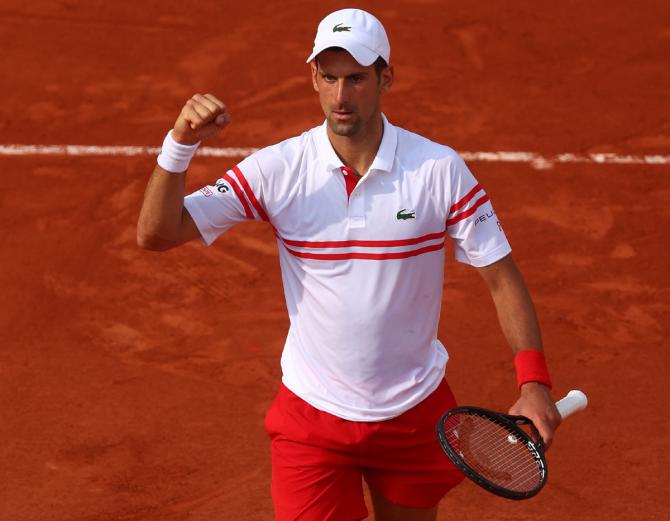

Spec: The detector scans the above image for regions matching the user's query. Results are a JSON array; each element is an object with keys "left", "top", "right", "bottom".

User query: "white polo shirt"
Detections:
[{"left": 184, "top": 114, "right": 511, "bottom": 421}]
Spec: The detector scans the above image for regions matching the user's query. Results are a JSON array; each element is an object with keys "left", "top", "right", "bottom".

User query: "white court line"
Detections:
[
  {"left": 0, "top": 144, "right": 258, "bottom": 158},
  {"left": 1, "top": 144, "right": 668, "bottom": 169}
]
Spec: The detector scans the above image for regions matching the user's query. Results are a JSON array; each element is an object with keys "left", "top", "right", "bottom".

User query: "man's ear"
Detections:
[
  {"left": 380, "top": 65, "right": 394, "bottom": 92},
  {"left": 310, "top": 61, "right": 319, "bottom": 92}
]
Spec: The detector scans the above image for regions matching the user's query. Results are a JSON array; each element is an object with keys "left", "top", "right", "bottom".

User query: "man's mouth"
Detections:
[{"left": 332, "top": 110, "right": 354, "bottom": 120}]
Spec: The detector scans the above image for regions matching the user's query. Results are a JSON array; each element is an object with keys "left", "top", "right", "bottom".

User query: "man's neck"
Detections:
[{"left": 327, "top": 113, "right": 384, "bottom": 178}]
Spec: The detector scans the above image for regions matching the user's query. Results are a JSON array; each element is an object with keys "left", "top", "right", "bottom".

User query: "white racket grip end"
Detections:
[{"left": 555, "top": 390, "right": 588, "bottom": 419}]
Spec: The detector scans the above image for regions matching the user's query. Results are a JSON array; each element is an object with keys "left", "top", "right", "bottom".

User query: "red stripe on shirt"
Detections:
[
  {"left": 282, "top": 241, "right": 445, "bottom": 260},
  {"left": 231, "top": 165, "right": 269, "bottom": 222},
  {"left": 448, "top": 184, "right": 483, "bottom": 215},
  {"left": 222, "top": 172, "right": 254, "bottom": 219},
  {"left": 446, "top": 194, "right": 490, "bottom": 226},
  {"left": 281, "top": 230, "right": 446, "bottom": 249}
]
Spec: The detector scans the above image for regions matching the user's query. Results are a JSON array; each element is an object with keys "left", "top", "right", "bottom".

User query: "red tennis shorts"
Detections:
[{"left": 264, "top": 379, "right": 465, "bottom": 520}]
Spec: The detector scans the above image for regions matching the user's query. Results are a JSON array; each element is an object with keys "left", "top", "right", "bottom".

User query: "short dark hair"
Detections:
[
  {"left": 372, "top": 56, "right": 389, "bottom": 76},
  {"left": 315, "top": 47, "right": 388, "bottom": 77}
]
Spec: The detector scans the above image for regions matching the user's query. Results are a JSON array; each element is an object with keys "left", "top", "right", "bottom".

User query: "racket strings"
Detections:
[
  {"left": 442, "top": 413, "right": 543, "bottom": 492},
  {"left": 448, "top": 416, "right": 541, "bottom": 489}
]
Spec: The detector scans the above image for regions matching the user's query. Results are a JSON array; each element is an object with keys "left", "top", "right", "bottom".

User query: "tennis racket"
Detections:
[{"left": 436, "top": 389, "right": 588, "bottom": 500}]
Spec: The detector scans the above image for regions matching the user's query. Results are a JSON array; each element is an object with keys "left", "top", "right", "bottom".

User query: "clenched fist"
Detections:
[{"left": 172, "top": 93, "right": 231, "bottom": 145}]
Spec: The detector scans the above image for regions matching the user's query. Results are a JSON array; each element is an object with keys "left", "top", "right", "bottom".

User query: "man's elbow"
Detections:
[{"left": 136, "top": 230, "right": 177, "bottom": 251}]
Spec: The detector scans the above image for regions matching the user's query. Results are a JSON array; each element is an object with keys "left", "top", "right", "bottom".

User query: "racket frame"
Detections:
[{"left": 436, "top": 406, "right": 547, "bottom": 500}]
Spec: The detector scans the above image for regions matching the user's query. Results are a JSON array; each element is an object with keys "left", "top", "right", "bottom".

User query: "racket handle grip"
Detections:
[{"left": 555, "top": 389, "right": 588, "bottom": 419}]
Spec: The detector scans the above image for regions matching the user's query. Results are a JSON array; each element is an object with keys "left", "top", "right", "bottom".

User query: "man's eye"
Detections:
[
  {"left": 324, "top": 75, "right": 336, "bottom": 82},
  {"left": 350, "top": 75, "right": 363, "bottom": 84}
]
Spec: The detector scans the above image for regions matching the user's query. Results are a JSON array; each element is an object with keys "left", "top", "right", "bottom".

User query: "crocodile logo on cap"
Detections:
[{"left": 333, "top": 23, "right": 351, "bottom": 32}]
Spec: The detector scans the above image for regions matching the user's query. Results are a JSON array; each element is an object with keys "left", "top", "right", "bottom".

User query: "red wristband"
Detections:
[{"left": 514, "top": 350, "right": 552, "bottom": 389}]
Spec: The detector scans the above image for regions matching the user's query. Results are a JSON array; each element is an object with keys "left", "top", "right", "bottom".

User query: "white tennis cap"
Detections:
[{"left": 306, "top": 8, "right": 390, "bottom": 67}]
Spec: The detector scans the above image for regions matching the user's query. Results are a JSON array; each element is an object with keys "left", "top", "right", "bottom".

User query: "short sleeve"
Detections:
[
  {"left": 445, "top": 155, "right": 511, "bottom": 267},
  {"left": 184, "top": 154, "right": 269, "bottom": 246}
]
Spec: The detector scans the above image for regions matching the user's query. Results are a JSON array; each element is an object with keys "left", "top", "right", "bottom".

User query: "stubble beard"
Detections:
[{"left": 327, "top": 113, "right": 362, "bottom": 137}]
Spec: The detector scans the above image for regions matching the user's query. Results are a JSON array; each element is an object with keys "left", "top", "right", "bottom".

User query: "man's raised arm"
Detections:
[{"left": 137, "top": 94, "right": 231, "bottom": 251}]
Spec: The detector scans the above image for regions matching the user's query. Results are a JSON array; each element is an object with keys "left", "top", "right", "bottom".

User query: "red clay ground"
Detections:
[{"left": 1, "top": 1, "right": 669, "bottom": 520}]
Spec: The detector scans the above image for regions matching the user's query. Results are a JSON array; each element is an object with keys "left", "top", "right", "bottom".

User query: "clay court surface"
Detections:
[{"left": 1, "top": 1, "right": 669, "bottom": 519}]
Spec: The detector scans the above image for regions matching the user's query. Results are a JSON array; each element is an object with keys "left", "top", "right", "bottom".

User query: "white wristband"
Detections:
[{"left": 156, "top": 130, "right": 200, "bottom": 173}]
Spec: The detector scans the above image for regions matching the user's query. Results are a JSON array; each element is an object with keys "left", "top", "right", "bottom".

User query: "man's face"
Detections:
[{"left": 311, "top": 50, "right": 393, "bottom": 138}]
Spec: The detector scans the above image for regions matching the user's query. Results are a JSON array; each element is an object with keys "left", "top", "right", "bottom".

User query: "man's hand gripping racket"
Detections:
[{"left": 436, "top": 390, "right": 588, "bottom": 500}]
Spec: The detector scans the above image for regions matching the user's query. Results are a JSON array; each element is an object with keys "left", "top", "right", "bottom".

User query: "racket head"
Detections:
[{"left": 436, "top": 406, "right": 547, "bottom": 500}]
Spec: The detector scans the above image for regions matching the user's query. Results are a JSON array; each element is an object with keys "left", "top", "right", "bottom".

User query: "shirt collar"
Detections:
[{"left": 316, "top": 113, "right": 398, "bottom": 175}]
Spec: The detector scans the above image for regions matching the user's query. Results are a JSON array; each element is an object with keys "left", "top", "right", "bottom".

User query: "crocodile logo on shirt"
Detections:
[
  {"left": 333, "top": 23, "right": 351, "bottom": 32},
  {"left": 396, "top": 209, "right": 416, "bottom": 220}
]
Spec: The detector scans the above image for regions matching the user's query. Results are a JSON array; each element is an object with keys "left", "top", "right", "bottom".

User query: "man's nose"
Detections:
[{"left": 335, "top": 79, "right": 349, "bottom": 105}]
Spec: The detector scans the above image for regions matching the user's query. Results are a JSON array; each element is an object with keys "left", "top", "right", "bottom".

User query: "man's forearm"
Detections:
[
  {"left": 478, "top": 255, "right": 561, "bottom": 445},
  {"left": 480, "top": 256, "right": 543, "bottom": 355},
  {"left": 137, "top": 166, "right": 188, "bottom": 250}
]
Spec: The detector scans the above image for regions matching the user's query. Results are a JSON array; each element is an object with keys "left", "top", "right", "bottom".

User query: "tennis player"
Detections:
[{"left": 137, "top": 8, "right": 562, "bottom": 521}]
